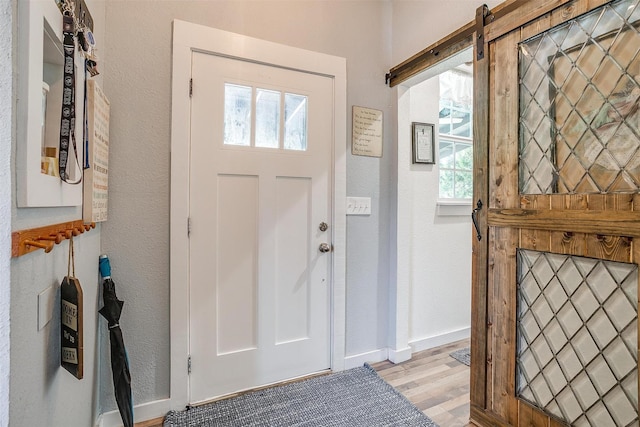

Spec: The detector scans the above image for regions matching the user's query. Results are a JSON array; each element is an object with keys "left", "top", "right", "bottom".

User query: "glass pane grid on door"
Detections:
[
  {"left": 224, "top": 83, "right": 308, "bottom": 151},
  {"left": 516, "top": 249, "right": 638, "bottom": 426},
  {"left": 519, "top": 0, "right": 640, "bottom": 194}
]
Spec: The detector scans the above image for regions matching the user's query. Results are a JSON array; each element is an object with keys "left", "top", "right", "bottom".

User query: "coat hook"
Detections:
[
  {"left": 24, "top": 239, "right": 54, "bottom": 253},
  {"left": 39, "top": 234, "right": 64, "bottom": 244}
]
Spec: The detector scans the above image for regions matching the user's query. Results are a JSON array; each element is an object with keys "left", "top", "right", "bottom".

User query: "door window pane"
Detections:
[
  {"left": 224, "top": 85, "right": 309, "bottom": 151},
  {"left": 224, "top": 84, "right": 252, "bottom": 146},
  {"left": 255, "top": 89, "right": 280, "bottom": 148},
  {"left": 284, "top": 93, "right": 307, "bottom": 151}
]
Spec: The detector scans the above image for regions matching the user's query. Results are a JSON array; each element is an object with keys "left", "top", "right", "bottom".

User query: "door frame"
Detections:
[{"left": 169, "top": 19, "right": 347, "bottom": 409}]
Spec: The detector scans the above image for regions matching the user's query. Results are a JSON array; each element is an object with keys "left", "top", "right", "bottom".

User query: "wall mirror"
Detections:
[{"left": 17, "top": 0, "right": 84, "bottom": 207}]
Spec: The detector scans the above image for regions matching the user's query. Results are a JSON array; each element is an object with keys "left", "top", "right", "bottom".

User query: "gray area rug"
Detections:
[
  {"left": 450, "top": 347, "right": 470, "bottom": 366},
  {"left": 164, "top": 364, "right": 439, "bottom": 426}
]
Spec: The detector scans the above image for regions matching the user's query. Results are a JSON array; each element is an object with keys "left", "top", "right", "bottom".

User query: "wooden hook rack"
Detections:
[{"left": 11, "top": 220, "right": 96, "bottom": 258}]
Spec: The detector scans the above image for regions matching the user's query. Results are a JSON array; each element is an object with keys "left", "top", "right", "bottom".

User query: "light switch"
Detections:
[
  {"left": 346, "top": 197, "right": 371, "bottom": 215},
  {"left": 38, "top": 286, "right": 55, "bottom": 330}
]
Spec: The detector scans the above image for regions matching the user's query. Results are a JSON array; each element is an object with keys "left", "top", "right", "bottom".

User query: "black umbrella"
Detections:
[{"left": 99, "top": 255, "right": 134, "bottom": 427}]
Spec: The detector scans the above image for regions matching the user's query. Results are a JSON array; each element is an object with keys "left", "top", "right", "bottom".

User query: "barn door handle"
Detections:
[{"left": 471, "top": 199, "right": 483, "bottom": 241}]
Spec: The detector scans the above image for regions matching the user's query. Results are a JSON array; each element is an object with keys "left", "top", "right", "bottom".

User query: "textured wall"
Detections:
[
  {"left": 407, "top": 76, "right": 473, "bottom": 343},
  {"left": 9, "top": 0, "right": 106, "bottom": 425},
  {"left": 391, "top": 0, "right": 503, "bottom": 66},
  {"left": 10, "top": 235, "right": 101, "bottom": 427},
  {"left": 102, "top": 0, "right": 394, "bottom": 410},
  {"left": 0, "top": 1, "right": 12, "bottom": 426}
]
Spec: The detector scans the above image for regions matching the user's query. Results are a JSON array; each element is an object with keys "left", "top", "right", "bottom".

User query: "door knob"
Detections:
[{"left": 319, "top": 243, "right": 331, "bottom": 253}]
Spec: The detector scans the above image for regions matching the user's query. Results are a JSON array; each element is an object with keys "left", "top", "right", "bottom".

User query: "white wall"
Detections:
[
  {"left": 9, "top": 1, "right": 106, "bottom": 426},
  {"left": 0, "top": 1, "right": 12, "bottom": 426},
  {"left": 391, "top": 0, "right": 503, "bottom": 66},
  {"left": 390, "top": 0, "right": 503, "bottom": 356},
  {"left": 101, "top": 0, "right": 394, "bottom": 412},
  {"left": 405, "top": 75, "right": 473, "bottom": 350}
]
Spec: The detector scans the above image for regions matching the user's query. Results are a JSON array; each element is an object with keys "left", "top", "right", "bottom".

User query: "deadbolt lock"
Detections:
[{"left": 319, "top": 222, "right": 328, "bottom": 232}]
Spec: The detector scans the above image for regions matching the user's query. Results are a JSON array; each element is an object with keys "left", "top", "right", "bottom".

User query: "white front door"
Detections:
[{"left": 188, "top": 51, "right": 333, "bottom": 403}]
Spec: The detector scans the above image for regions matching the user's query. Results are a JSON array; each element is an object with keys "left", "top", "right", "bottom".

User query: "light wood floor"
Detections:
[
  {"left": 372, "top": 338, "right": 471, "bottom": 427},
  {"left": 136, "top": 338, "right": 471, "bottom": 427}
]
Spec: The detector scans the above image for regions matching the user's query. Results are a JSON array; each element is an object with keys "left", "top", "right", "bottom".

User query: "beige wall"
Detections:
[
  {"left": 101, "top": 0, "right": 395, "bottom": 411},
  {"left": 0, "top": 0, "right": 12, "bottom": 425},
  {"left": 9, "top": 1, "right": 106, "bottom": 425},
  {"left": 7, "top": 1, "right": 511, "bottom": 421},
  {"left": 392, "top": 0, "right": 503, "bottom": 66}
]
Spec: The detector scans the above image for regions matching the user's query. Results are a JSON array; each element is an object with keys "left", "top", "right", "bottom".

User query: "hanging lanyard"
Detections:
[
  {"left": 83, "top": 59, "right": 90, "bottom": 169},
  {"left": 59, "top": 13, "right": 82, "bottom": 184}
]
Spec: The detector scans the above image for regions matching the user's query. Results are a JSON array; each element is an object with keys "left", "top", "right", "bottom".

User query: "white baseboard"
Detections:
[
  {"left": 409, "top": 327, "right": 471, "bottom": 353},
  {"left": 388, "top": 346, "right": 412, "bottom": 364},
  {"left": 97, "top": 398, "right": 172, "bottom": 427},
  {"left": 344, "top": 345, "right": 411, "bottom": 368},
  {"left": 344, "top": 348, "right": 389, "bottom": 369}
]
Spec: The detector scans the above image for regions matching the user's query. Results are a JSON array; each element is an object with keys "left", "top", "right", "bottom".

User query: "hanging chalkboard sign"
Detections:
[{"left": 61, "top": 275, "right": 83, "bottom": 379}]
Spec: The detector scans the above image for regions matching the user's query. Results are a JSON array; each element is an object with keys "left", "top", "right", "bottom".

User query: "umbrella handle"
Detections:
[{"left": 99, "top": 254, "right": 112, "bottom": 278}]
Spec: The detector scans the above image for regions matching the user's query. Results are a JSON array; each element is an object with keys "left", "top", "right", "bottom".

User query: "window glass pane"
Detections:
[
  {"left": 439, "top": 141, "right": 454, "bottom": 168},
  {"left": 455, "top": 143, "right": 473, "bottom": 170},
  {"left": 438, "top": 66, "right": 474, "bottom": 200},
  {"left": 439, "top": 99, "right": 452, "bottom": 135},
  {"left": 255, "top": 89, "right": 280, "bottom": 148},
  {"left": 284, "top": 93, "right": 307, "bottom": 151},
  {"left": 455, "top": 171, "right": 473, "bottom": 199},
  {"left": 439, "top": 70, "right": 473, "bottom": 138},
  {"left": 439, "top": 170, "right": 454, "bottom": 198},
  {"left": 450, "top": 107, "right": 472, "bottom": 138},
  {"left": 224, "top": 84, "right": 252, "bottom": 146}
]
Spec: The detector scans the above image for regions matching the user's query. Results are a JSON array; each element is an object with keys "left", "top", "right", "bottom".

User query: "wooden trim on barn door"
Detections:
[{"left": 470, "top": 3, "right": 490, "bottom": 414}]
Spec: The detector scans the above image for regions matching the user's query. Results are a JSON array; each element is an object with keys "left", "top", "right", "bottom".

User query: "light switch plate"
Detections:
[
  {"left": 38, "top": 286, "right": 55, "bottom": 330},
  {"left": 346, "top": 197, "right": 371, "bottom": 215}
]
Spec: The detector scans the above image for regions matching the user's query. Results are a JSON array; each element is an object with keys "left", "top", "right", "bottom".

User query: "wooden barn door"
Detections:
[{"left": 471, "top": 1, "right": 640, "bottom": 426}]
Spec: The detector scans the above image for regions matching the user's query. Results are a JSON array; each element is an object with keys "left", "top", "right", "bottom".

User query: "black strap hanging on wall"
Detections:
[{"left": 59, "top": 11, "right": 82, "bottom": 184}]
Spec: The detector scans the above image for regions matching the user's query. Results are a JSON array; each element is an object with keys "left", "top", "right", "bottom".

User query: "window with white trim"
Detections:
[{"left": 438, "top": 68, "right": 473, "bottom": 200}]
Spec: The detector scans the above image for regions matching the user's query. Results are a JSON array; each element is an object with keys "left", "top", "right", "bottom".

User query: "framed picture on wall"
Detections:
[{"left": 412, "top": 122, "right": 435, "bottom": 164}]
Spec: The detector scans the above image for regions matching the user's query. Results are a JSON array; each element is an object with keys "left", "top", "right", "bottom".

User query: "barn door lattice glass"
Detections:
[
  {"left": 516, "top": 249, "right": 638, "bottom": 426},
  {"left": 519, "top": 0, "right": 640, "bottom": 194}
]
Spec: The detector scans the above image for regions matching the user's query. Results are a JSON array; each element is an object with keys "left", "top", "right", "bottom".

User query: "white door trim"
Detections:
[{"left": 170, "top": 19, "right": 347, "bottom": 409}]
